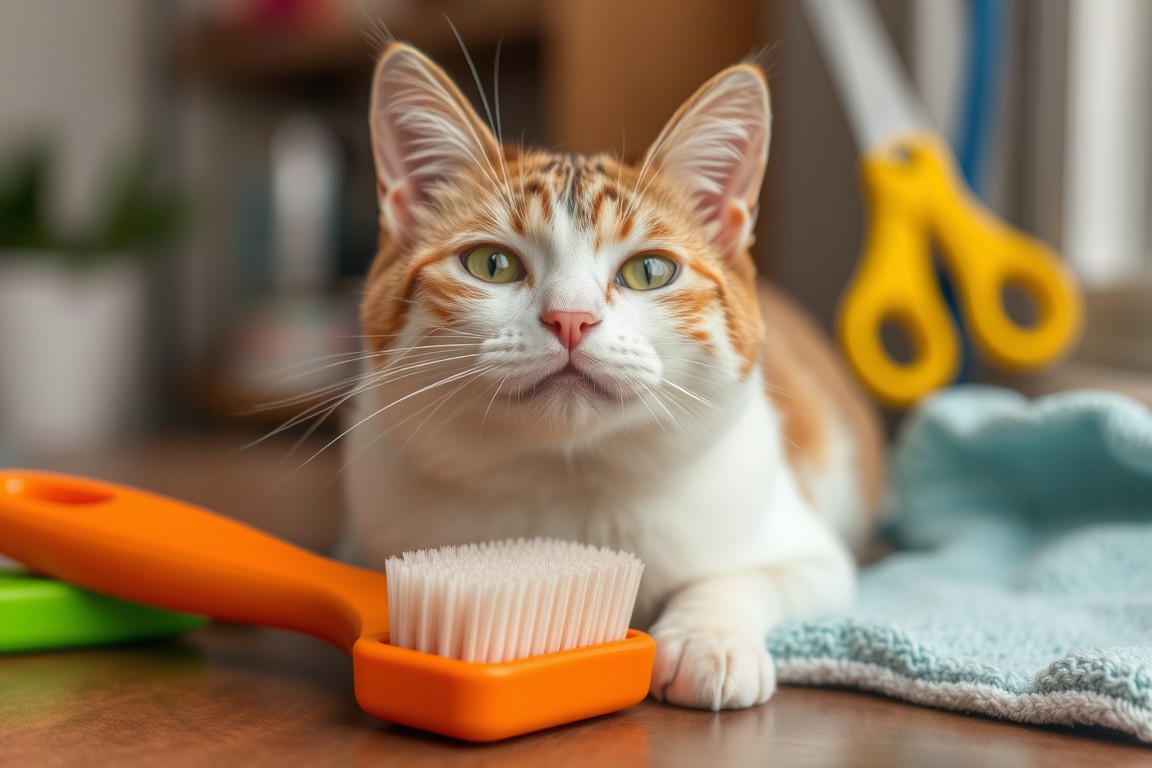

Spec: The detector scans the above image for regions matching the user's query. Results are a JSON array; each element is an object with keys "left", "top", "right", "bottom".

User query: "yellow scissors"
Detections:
[{"left": 801, "top": 0, "right": 1082, "bottom": 408}]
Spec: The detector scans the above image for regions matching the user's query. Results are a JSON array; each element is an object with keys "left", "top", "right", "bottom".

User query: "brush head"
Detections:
[{"left": 385, "top": 538, "right": 644, "bottom": 663}]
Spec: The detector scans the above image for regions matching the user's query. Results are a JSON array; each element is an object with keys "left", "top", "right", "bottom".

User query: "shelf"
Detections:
[{"left": 176, "top": 0, "right": 543, "bottom": 81}]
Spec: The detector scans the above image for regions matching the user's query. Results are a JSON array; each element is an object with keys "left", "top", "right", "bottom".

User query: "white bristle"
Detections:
[{"left": 384, "top": 538, "right": 644, "bottom": 664}]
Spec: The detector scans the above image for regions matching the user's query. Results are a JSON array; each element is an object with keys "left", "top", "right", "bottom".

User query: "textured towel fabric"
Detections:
[{"left": 767, "top": 385, "right": 1152, "bottom": 742}]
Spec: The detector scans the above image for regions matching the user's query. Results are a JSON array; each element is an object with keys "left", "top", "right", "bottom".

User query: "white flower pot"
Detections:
[{"left": 0, "top": 255, "right": 145, "bottom": 453}]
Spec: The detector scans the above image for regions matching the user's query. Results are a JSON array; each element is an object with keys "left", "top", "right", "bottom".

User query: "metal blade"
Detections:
[{"left": 800, "top": 0, "right": 933, "bottom": 152}]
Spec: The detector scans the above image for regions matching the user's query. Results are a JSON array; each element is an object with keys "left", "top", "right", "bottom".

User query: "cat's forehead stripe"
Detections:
[{"left": 512, "top": 153, "right": 631, "bottom": 231}]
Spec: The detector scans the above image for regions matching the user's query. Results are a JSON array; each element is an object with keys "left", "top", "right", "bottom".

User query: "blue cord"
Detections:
[
  {"left": 941, "top": 0, "right": 1005, "bottom": 384},
  {"left": 957, "top": 0, "right": 1005, "bottom": 191}
]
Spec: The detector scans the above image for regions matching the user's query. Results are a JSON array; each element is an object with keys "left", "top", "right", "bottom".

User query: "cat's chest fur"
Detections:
[{"left": 343, "top": 378, "right": 839, "bottom": 628}]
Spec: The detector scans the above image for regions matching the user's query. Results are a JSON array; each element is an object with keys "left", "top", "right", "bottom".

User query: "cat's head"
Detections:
[{"left": 360, "top": 43, "right": 770, "bottom": 452}]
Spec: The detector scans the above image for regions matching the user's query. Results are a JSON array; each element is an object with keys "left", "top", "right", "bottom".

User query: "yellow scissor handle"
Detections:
[{"left": 838, "top": 134, "right": 1083, "bottom": 408}]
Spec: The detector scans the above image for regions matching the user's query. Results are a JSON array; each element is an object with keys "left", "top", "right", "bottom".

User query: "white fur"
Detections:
[
  {"left": 343, "top": 266, "right": 860, "bottom": 709},
  {"left": 797, "top": 421, "right": 869, "bottom": 554},
  {"left": 346, "top": 48, "right": 861, "bottom": 711},
  {"left": 345, "top": 368, "right": 855, "bottom": 621}
]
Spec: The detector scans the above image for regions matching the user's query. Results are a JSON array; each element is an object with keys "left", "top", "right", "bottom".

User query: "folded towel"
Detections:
[{"left": 767, "top": 385, "right": 1152, "bottom": 742}]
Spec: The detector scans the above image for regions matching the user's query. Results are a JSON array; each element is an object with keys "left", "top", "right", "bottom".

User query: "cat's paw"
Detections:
[{"left": 649, "top": 625, "right": 777, "bottom": 710}]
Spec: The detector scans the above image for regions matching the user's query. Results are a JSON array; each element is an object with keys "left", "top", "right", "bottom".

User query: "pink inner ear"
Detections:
[
  {"left": 642, "top": 66, "right": 770, "bottom": 257},
  {"left": 384, "top": 185, "right": 417, "bottom": 240},
  {"left": 715, "top": 201, "right": 752, "bottom": 255},
  {"left": 725, "top": 124, "right": 769, "bottom": 209},
  {"left": 368, "top": 45, "right": 500, "bottom": 243}
]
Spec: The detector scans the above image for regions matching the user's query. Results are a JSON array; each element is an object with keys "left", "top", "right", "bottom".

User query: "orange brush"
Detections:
[{"left": 0, "top": 470, "right": 654, "bottom": 742}]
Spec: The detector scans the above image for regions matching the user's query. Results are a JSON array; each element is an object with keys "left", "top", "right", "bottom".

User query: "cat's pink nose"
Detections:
[{"left": 541, "top": 310, "right": 599, "bottom": 351}]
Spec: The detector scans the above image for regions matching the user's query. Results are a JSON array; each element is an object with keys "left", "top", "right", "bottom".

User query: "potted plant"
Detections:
[{"left": 0, "top": 144, "right": 184, "bottom": 453}]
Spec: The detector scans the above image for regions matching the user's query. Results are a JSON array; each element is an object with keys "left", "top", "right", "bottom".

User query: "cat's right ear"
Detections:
[{"left": 369, "top": 43, "right": 500, "bottom": 244}]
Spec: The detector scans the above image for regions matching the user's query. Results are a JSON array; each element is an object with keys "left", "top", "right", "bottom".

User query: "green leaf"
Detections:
[
  {"left": 0, "top": 144, "right": 52, "bottom": 251},
  {"left": 86, "top": 148, "right": 186, "bottom": 259}
]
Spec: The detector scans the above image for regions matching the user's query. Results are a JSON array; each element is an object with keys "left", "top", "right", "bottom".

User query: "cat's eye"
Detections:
[
  {"left": 462, "top": 246, "right": 526, "bottom": 284},
  {"left": 616, "top": 254, "right": 677, "bottom": 291}
]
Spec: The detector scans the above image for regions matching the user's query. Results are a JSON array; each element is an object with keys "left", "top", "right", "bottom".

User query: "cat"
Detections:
[{"left": 342, "top": 42, "right": 884, "bottom": 710}]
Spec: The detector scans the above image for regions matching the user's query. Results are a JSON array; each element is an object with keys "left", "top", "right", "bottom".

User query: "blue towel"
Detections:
[{"left": 767, "top": 385, "right": 1152, "bottom": 742}]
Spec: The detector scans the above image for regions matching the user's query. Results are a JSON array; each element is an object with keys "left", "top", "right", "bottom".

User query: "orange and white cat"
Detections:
[{"left": 344, "top": 43, "right": 884, "bottom": 710}]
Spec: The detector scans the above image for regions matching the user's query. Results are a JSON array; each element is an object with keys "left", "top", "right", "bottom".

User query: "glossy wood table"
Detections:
[{"left": 2, "top": 434, "right": 1148, "bottom": 767}]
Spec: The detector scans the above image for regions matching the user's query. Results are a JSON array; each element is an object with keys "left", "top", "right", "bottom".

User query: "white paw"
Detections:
[{"left": 649, "top": 625, "right": 777, "bottom": 710}]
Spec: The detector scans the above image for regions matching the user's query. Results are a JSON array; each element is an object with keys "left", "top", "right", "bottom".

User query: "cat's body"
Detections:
[{"left": 343, "top": 43, "right": 883, "bottom": 710}]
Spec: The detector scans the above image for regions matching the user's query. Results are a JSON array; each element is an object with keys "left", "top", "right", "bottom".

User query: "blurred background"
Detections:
[{"left": 1, "top": 0, "right": 1150, "bottom": 488}]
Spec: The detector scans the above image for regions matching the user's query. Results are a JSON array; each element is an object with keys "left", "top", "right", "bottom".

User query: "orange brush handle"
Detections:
[
  {"left": 0, "top": 471, "right": 389, "bottom": 652},
  {"left": 0, "top": 470, "right": 656, "bottom": 742}
]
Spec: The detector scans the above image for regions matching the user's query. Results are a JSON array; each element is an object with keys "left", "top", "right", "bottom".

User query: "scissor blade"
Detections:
[{"left": 800, "top": 0, "right": 933, "bottom": 153}]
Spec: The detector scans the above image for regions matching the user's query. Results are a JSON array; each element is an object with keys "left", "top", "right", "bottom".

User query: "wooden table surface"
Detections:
[{"left": 2, "top": 433, "right": 1148, "bottom": 767}]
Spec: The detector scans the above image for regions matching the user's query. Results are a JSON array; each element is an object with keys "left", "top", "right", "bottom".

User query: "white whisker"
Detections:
[
  {"left": 330, "top": 365, "right": 493, "bottom": 485},
  {"left": 660, "top": 378, "right": 719, "bottom": 411},
  {"left": 279, "top": 363, "right": 495, "bottom": 487}
]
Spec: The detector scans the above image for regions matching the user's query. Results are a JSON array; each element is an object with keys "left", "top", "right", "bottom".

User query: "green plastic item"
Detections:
[{"left": 0, "top": 568, "right": 207, "bottom": 653}]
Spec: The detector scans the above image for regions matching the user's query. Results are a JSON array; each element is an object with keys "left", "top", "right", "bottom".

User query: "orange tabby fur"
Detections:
[
  {"left": 348, "top": 43, "right": 885, "bottom": 711},
  {"left": 362, "top": 143, "right": 883, "bottom": 536}
]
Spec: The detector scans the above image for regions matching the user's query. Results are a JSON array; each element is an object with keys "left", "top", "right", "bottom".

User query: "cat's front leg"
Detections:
[{"left": 648, "top": 549, "right": 855, "bottom": 710}]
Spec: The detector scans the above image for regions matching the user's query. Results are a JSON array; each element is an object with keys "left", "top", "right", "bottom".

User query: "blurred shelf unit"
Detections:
[{"left": 175, "top": 1, "right": 543, "bottom": 81}]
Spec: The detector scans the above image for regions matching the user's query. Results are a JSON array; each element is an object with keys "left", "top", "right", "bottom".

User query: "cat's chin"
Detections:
[
  {"left": 490, "top": 366, "right": 645, "bottom": 441},
  {"left": 516, "top": 364, "right": 616, "bottom": 404}
]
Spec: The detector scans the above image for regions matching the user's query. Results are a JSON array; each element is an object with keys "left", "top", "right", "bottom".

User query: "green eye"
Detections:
[
  {"left": 462, "top": 246, "right": 525, "bottom": 284},
  {"left": 617, "top": 254, "right": 677, "bottom": 291}
]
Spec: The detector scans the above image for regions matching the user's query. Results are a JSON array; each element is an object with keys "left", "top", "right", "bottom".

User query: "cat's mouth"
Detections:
[{"left": 521, "top": 363, "right": 614, "bottom": 402}]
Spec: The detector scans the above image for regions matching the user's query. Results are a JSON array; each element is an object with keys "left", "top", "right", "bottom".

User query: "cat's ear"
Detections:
[
  {"left": 369, "top": 43, "right": 500, "bottom": 243},
  {"left": 643, "top": 65, "right": 771, "bottom": 258}
]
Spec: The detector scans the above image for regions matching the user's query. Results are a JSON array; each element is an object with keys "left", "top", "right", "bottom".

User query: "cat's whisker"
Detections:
[
  {"left": 378, "top": 351, "right": 487, "bottom": 374},
  {"left": 377, "top": 341, "right": 484, "bottom": 353},
  {"left": 760, "top": 383, "right": 815, "bottom": 406},
  {"left": 327, "top": 365, "right": 494, "bottom": 487},
  {"left": 230, "top": 350, "right": 402, "bottom": 419},
  {"left": 656, "top": 368, "right": 727, "bottom": 391},
  {"left": 651, "top": 355, "right": 718, "bottom": 373},
  {"left": 654, "top": 351, "right": 817, "bottom": 407},
  {"left": 251, "top": 351, "right": 489, "bottom": 450},
  {"left": 282, "top": 384, "right": 374, "bottom": 464},
  {"left": 406, "top": 365, "right": 500, "bottom": 461},
  {"left": 246, "top": 362, "right": 405, "bottom": 443},
  {"left": 656, "top": 387, "right": 709, "bottom": 440},
  {"left": 244, "top": 361, "right": 382, "bottom": 409},
  {"left": 248, "top": 373, "right": 384, "bottom": 450},
  {"left": 641, "top": 382, "right": 688, "bottom": 441},
  {"left": 247, "top": 346, "right": 455, "bottom": 406},
  {"left": 479, "top": 370, "right": 515, "bottom": 439},
  {"left": 629, "top": 383, "right": 670, "bottom": 438},
  {"left": 265, "top": 347, "right": 391, "bottom": 371},
  {"left": 662, "top": 384, "right": 712, "bottom": 441},
  {"left": 659, "top": 378, "right": 719, "bottom": 411},
  {"left": 248, "top": 368, "right": 383, "bottom": 415},
  {"left": 625, "top": 133, "right": 660, "bottom": 222},
  {"left": 493, "top": 38, "right": 505, "bottom": 148},
  {"left": 281, "top": 352, "right": 481, "bottom": 455},
  {"left": 394, "top": 373, "right": 480, "bottom": 459},
  {"left": 446, "top": 19, "right": 516, "bottom": 211},
  {"left": 372, "top": 345, "right": 485, "bottom": 369},
  {"left": 283, "top": 363, "right": 496, "bottom": 486},
  {"left": 335, "top": 328, "right": 486, "bottom": 341}
]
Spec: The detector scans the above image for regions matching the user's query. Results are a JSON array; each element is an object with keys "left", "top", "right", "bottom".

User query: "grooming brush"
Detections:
[{"left": 0, "top": 471, "right": 654, "bottom": 742}]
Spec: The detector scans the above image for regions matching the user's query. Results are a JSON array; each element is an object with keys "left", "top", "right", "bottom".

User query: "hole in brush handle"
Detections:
[{"left": 2, "top": 476, "right": 114, "bottom": 506}]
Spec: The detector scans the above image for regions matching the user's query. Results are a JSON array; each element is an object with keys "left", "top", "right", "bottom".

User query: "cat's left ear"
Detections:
[{"left": 643, "top": 65, "right": 771, "bottom": 258}]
